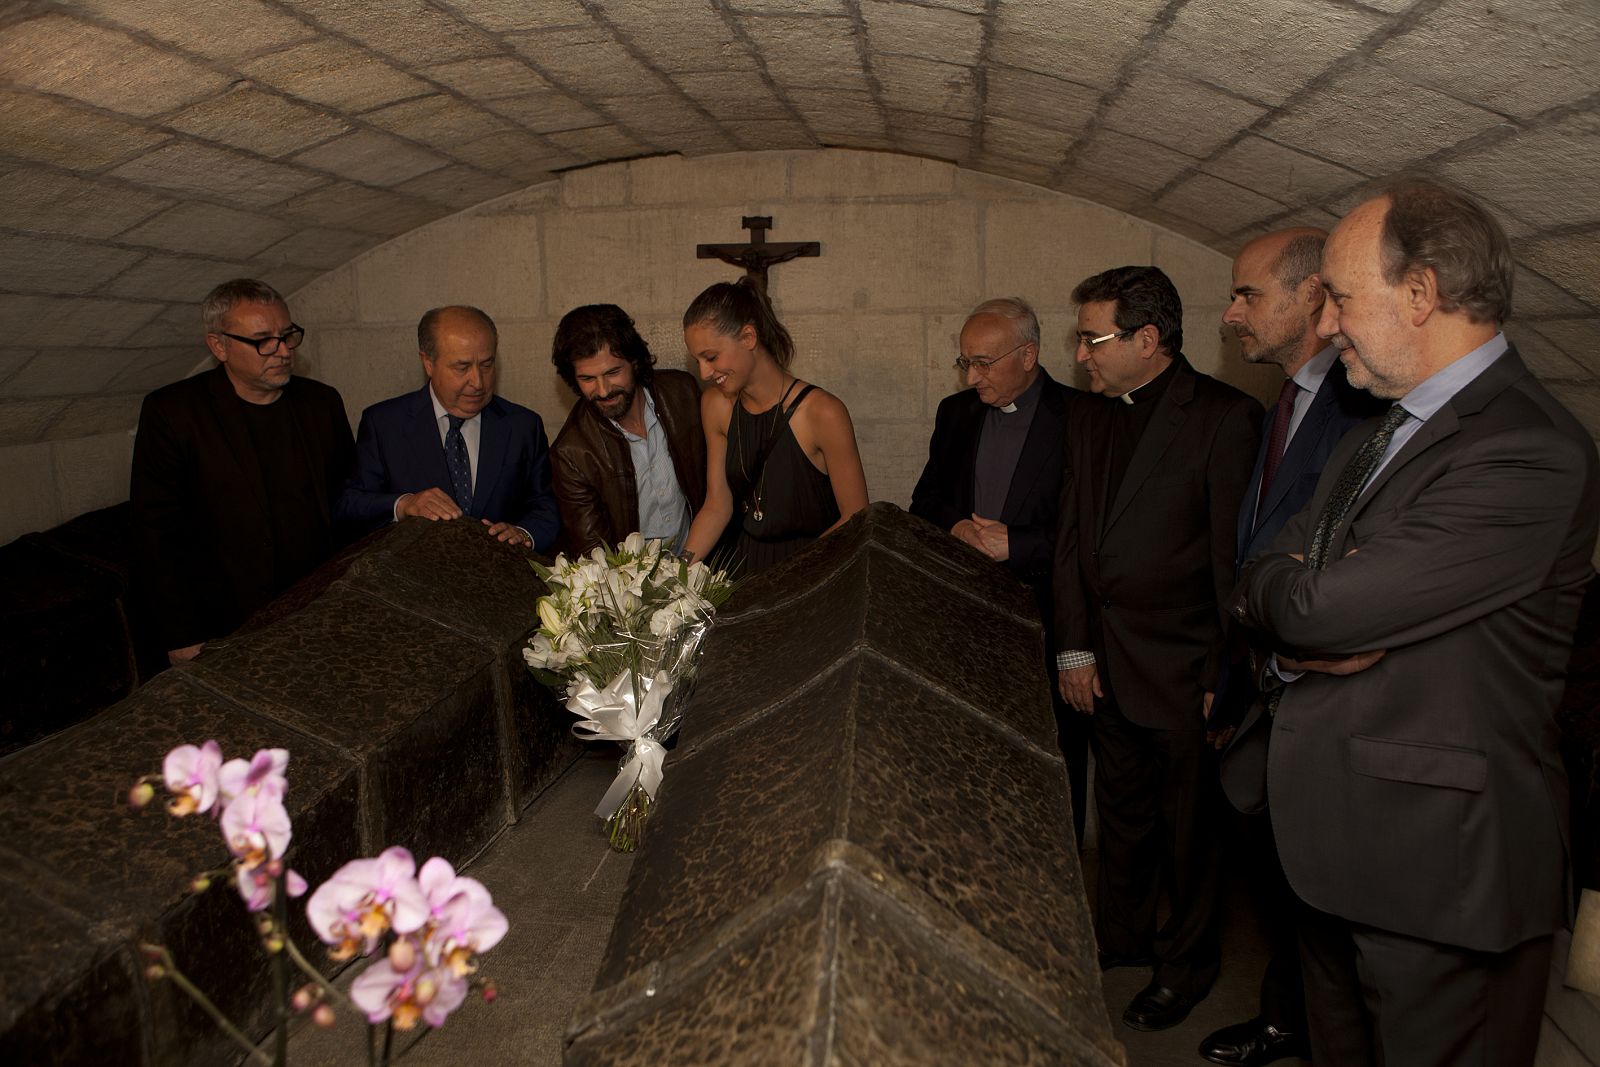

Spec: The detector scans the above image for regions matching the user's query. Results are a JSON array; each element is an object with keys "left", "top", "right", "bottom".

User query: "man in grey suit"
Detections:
[
  {"left": 1235, "top": 177, "right": 1599, "bottom": 1065},
  {"left": 1200, "top": 227, "right": 1382, "bottom": 1067}
]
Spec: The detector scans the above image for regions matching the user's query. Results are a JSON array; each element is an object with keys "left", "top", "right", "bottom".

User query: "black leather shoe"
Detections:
[
  {"left": 1198, "top": 1017, "right": 1309, "bottom": 1065},
  {"left": 1122, "top": 981, "right": 1198, "bottom": 1031},
  {"left": 1097, "top": 950, "right": 1156, "bottom": 971}
]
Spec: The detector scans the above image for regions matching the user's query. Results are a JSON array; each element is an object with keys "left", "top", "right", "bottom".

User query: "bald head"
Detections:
[
  {"left": 419, "top": 305, "right": 498, "bottom": 419},
  {"left": 1223, "top": 227, "right": 1329, "bottom": 375}
]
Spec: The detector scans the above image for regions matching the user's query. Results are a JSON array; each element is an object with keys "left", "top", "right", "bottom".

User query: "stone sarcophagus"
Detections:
[
  {"left": 565, "top": 504, "right": 1123, "bottom": 1066},
  {"left": 0, "top": 518, "right": 577, "bottom": 1067}
]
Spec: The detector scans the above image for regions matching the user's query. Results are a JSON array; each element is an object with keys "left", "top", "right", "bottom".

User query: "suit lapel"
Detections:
[
  {"left": 1103, "top": 363, "right": 1191, "bottom": 540},
  {"left": 954, "top": 393, "right": 984, "bottom": 517},
  {"left": 1001, "top": 375, "right": 1065, "bottom": 522},
  {"left": 472, "top": 398, "right": 506, "bottom": 518},
  {"left": 1252, "top": 383, "right": 1336, "bottom": 537},
  {"left": 406, "top": 385, "right": 455, "bottom": 499}
]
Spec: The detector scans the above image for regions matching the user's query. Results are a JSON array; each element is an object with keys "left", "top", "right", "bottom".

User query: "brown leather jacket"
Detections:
[{"left": 550, "top": 368, "right": 707, "bottom": 557}]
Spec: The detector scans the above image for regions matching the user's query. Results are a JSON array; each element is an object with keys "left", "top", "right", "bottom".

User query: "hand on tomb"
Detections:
[
  {"left": 482, "top": 520, "right": 530, "bottom": 548},
  {"left": 397, "top": 487, "right": 463, "bottom": 522},
  {"left": 951, "top": 518, "right": 987, "bottom": 553},
  {"left": 168, "top": 642, "right": 204, "bottom": 666},
  {"left": 969, "top": 515, "right": 1010, "bottom": 561},
  {"left": 1058, "top": 663, "right": 1102, "bottom": 714}
]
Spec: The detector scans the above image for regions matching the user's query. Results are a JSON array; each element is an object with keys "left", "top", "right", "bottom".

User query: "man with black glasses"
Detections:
[
  {"left": 131, "top": 278, "right": 354, "bottom": 666},
  {"left": 1052, "top": 266, "right": 1261, "bottom": 1032},
  {"left": 910, "top": 296, "right": 1086, "bottom": 842}
]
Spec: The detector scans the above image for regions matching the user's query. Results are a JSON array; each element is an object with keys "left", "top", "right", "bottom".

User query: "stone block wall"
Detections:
[
  {"left": 288, "top": 148, "right": 1277, "bottom": 514},
  {"left": 0, "top": 518, "right": 576, "bottom": 1066},
  {"left": 566, "top": 504, "right": 1120, "bottom": 1066}
]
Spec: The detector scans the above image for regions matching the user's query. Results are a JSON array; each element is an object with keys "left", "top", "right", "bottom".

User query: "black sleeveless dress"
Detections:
[{"left": 724, "top": 383, "right": 841, "bottom": 576}]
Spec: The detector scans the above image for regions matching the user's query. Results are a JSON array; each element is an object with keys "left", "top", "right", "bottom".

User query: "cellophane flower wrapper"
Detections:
[{"left": 523, "top": 535, "right": 732, "bottom": 851}]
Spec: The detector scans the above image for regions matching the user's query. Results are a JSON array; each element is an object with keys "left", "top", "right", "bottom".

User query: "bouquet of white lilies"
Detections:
[{"left": 523, "top": 533, "right": 733, "bottom": 851}]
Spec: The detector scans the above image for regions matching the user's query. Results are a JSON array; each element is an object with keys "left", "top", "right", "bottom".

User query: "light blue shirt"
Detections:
[
  {"left": 616, "top": 389, "right": 690, "bottom": 552},
  {"left": 1363, "top": 332, "right": 1509, "bottom": 492},
  {"left": 1286, "top": 345, "right": 1340, "bottom": 443}
]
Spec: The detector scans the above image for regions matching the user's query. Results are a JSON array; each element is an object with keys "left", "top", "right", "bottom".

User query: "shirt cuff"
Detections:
[
  {"left": 1268, "top": 654, "right": 1304, "bottom": 684},
  {"left": 391, "top": 494, "right": 407, "bottom": 523},
  {"left": 1055, "top": 650, "right": 1095, "bottom": 671}
]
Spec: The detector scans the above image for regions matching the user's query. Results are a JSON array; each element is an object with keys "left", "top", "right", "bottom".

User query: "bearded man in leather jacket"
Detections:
[{"left": 549, "top": 304, "right": 707, "bottom": 556}]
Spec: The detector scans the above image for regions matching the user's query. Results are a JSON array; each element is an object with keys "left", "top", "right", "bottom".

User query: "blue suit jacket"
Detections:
[{"left": 336, "top": 385, "right": 561, "bottom": 551}]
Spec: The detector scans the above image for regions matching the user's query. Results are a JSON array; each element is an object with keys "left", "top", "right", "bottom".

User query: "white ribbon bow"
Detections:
[{"left": 567, "top": 669, "right": 674, "bottom": 818}]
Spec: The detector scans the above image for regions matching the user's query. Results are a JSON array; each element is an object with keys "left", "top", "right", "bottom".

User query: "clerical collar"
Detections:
[
  {"left": 996, "top": 370, "right": 1045, "bottom": 415},
  {"left": 1117, "top": 358, "right": 1177, "bottom": 406}
]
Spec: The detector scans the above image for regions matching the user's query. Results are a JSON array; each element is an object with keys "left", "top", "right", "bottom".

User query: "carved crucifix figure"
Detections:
[{"left": 696, "top": 216, "right": 820, "bottom": 291}]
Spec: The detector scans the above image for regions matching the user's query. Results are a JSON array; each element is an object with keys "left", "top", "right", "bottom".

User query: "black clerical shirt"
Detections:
[
  {"left": 1106, "top": 358, "right": 1178, "bottom": 504},
  {"left": 973, "top": 371, "right": 1044, "bottom": 517}
]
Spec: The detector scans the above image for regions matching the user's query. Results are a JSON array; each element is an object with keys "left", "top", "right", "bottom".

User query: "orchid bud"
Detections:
[
  {"left": 312, "top": 1003, "right": 336, "bottom": 1028},
  {"left": 265, "top": 858, "right": 283, "bottom": 878},
  {"left": 265, "top": 935, "right": 284, "bottom": 954},
  {"left": 291, "top": 986, "right": 315, "bottom": 1013},
  {"left": 190, "top": 875, "right": 211, "bottom": 893},
  {"left": 145, "top": 964, "right": 166, "bottom": 980},
  {"left": 388, "top": 937, "right": 416, "bottom": 972},
  {"left": 414, "top": 975, "right": 438, "bottom": 1006},
  {"left": 481, "top": 981, "right": 499, "bottom": 1004},
  {"left": 128, "top": 782, "right": 155, "bottom": 808}
]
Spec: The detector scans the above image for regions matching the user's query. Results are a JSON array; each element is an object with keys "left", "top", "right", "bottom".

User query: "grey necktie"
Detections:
[
  {"left": 445, "top": 414, "right": 473, "bottom": 512},
  {"left": 1306, "top": 403, "right": 1411, "bottom": 570}
]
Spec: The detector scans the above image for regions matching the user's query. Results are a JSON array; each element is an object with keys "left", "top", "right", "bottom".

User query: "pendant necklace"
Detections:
[{"left": 741, "top": 377, "right": 791, "bottom": 523}]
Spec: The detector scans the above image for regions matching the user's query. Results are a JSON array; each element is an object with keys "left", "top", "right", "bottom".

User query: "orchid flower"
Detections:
[
  {"left": 350, "top": 959, "right": 468, "bottom": 1030},
  {"left": 218, "top": 748, "right": 288, "bottom": 805},
  {"left": 307, "top": 847, "right": 429, "bottom": 959},
  {"left": 219, "top": 791, "right": 292, "bottom": 867},
  {"left": 415, "top": 858, "right": 508, "bottom": 975},
  {"left": 163, "top": 741, "right": 223, "bottom": 816}
]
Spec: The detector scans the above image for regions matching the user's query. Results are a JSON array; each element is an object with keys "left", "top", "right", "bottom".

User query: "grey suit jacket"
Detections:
[{"left": 1238, "top": 349, "right": 1599, "bottom": 951}]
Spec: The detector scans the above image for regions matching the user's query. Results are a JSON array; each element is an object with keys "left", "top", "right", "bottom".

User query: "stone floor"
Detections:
[{"left": 281, "top": 749, "right": 1584, "bottom": 1067}]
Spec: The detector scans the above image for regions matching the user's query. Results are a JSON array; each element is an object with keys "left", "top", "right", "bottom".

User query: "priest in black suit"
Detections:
[
  {"left": 910, "top": 297, "right": 1084, "bottom": 840},
  {"left": 1053, "top": 266, "right": 1262, "bottom": 1031}
]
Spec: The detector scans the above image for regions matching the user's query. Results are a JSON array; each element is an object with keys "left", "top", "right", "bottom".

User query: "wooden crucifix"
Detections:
[{"left": 696, "top": 216, "right": 820, "bottom": 291}]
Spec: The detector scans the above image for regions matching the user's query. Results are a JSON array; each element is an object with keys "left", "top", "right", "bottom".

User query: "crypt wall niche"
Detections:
[{"left": 289, "top": 147, "right": 1273, "bottom": 512}]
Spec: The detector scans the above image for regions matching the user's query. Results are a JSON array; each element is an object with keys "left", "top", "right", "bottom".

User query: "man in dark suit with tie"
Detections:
[
  {"left": 337, "top": 306, "right": 560, "bottom": 551},
  {"left": 1235, "top": 177, "right": 1598, "bottom": 1065},
  {"left": 909, "top": 297, "right": 1084, "bottom": 841},
  {"left": 1053, "top": 266, "right": 1263, "bottom": 1031},
  {"left": 1199, "top": 228, "right": 1381, "bottom": 1067},
  {"left": 131, "top": 278, "right": 355, "bottom": 666}
]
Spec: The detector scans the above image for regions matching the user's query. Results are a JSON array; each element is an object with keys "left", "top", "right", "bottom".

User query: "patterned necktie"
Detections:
[
  {"left": 1257, "top": 378, "right": 1299, "bottom": 509},
  {"left": 1306, "top": 402, "right": 1411, "bottom": 570},
  {"left": 445, "top": 414, "right": 473, "bottom": 513}
]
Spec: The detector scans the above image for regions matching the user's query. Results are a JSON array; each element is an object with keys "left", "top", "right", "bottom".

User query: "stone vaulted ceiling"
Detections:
[{"left": 0, "top": 0, "right": 1597, "bottom": 448}]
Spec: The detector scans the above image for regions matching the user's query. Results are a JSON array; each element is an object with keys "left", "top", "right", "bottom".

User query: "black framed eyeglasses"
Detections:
[
  {"left": 1074, "top": 328, "right": 1137, "bottom": 351},
  {"left": 217, "top": 325, "right": 305, "bottom": 356},
  {"left": 954, "top": 342, "right": 1027, "bottom": 373}
]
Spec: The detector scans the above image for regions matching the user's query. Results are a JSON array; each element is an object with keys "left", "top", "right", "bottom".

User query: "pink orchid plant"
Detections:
[{"left": 130, "top": 742, "right": 503, "bottom": 1066}]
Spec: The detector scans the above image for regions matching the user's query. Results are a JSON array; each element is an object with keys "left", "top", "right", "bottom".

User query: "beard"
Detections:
[{"left": 592, "top": 385, "right": 635, "bottom": 419}]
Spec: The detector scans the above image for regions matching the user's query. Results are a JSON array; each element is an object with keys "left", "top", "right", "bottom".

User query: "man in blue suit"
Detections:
[
  {"left": 1200, "top": 228, "right": 1380, "bottom": 1067},
  {"left": 337, "top": 305, "right": 560, "bottom": 551}
]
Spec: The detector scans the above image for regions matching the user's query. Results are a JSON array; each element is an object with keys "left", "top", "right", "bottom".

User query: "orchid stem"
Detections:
[
  {"left": 383, "top": 1019, "right": 395, "bottom": 1066},
  {"left": 151, "top": 947, "right": 273, "bottom": 1066},
  {"left": 283, "top": 937, "right": 361, "bottom": 1014}
]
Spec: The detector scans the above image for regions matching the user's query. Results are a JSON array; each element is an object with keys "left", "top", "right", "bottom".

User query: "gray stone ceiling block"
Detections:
[
  {"left": 165, "top": 87, "right": 351, "bottom": 159},
  {"left": 862, "top": 0, "right": 985, "bottom": 66},
  {"left": 724, "top": 119, "right": 815, "bottom": 152},
  {"left": 1156, "top": 0, "right": 1384, "bottom": 107},
  {"left": 593, "top": 0, "right": 755, "bottom": 74},
  {"left": 115, "top": 201, "right": 297, "bottom": 261},
  {"left": 444, "top": 0, "right": 593, "bottom": 33},
  {"left": 0, "top": 399, "right": 69, "bottom": 445},
  {"left": 989, "top": 0, "right": 1170, "bottom": 92},
  {"left": 1262, "top": 61, "right": 1509, "bottom": 175},
  {"left": 875, "top": 55, "right": 979, "bottom": 120},
  {"left": 119, "top": 303, "right": 201, "bottom": 348},
  {"left": 507, "top": 26, "right": 664, "bottom": 99},
  {"left": 364, "top": 94, "right": 512, "bottom": 148},
  {"left": 736, "top": 14, "right": 866, "bottom": 90},
  {"left": 598, "top": 92, "right": 724, "bottom": 139},
  {"left": 239, "top": 39, "right": 432, "bottom": 113},
  {"left": 104, "top": 346, "right": 208, "bottom": 392},
  {"left": 1520, "top": 230, "right": 1600, "bottom": 309},
  {"left": 452, "top": 131, "right": 573, "bottom": 179},
  {"left": 1516, "top": 266, "right": 1596, "bottom": 318},
  {"left": 0, "top": 235, "right": 142, "bottom": 295},
  {"left": 1372, "top": 0, "right": 1600, "bottom": 121},
  {"left": 1509, "top": 326, "right": 1594, "bottom": 382},
  {"left": 0, "top": 350, "right": 33, "bottom": 388},
  {"left": 100, "top": 253, "right": 255, "bottom": 302},
  {"left": 68, "top": 0, "right": 313, "bottom": 63},
  {"left": 984, "top": 67, "right": 1100, "bottom": 131},
  {"left": 4, "top": 350, "right": 132, "bottom": 398},
  {"left": 0, "top": 14, "right": 232, "bottom": 118},
  {"left": 424, "top": 55, "right": 555, "bottom": 100},
  {"left": 981, "top": 116, "right": 1077, "bottom": 165},
  {"left": 676, "top": 71, "right": 797, "bottom": 122},
  {"left": 1545, "top": 382, "right": 1600, "bottom": 440},
  {"left": 1203, "top": 137, "right": 1364, "bottom": 208},
  {"left": 548, "top": 124, "right": 654, "bottom": 165},
  {"left": 42, "top": 392, "right": 144, "bottom": 439},
  {"left": 1440, "top": 114, "right": 1600, "bottom": 230},
  {"left": 1069, "top": 128, "right": 1198, "bottom": 194},
  {"left": 483, "top": 90, "right": 605, "bottom": 134},
  {"left": 293, "top": 128, "right": 452, "bottom": 187},
  {"left": 1156, "top": 172, "right": 1287, "bottom": 240},
  {"left": 395, "top": 165, "right": 523, "bottom": 209},
  {"left": 275, "top": 179, "right": 445, "bottom": 234},
  {"left": 0, "top": 90, "right": 168, "bottom": 171},
  {"left": 1104, "top": 72, "right": 1268, "bottom": 161},
  {"left": 253, "top": 226, "right": 376, "bottom": 271},
  {"left": 109, "top": 141, "right": 327, "bottom": 208},
  {"left": 1526, "top": 319, "right": 1600, "bottom": 365},
  {"left": 730, "top": 0, "right": 849, "bottom": 12},
  {"left": 0, "top": 170, "right": 171, "bottom": 241},
  {"left": 291, "top": 0, "right": 500, "bottom": 65}
]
